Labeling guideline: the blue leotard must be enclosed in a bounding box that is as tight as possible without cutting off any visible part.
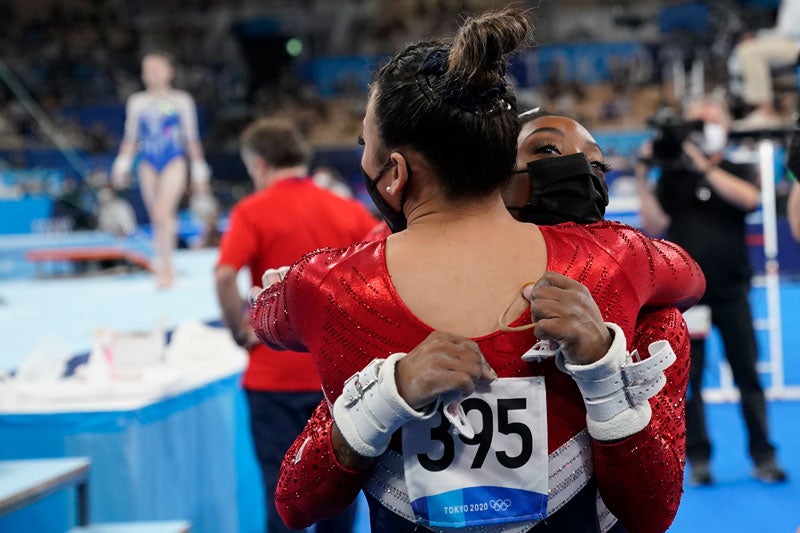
[123,90,200,173]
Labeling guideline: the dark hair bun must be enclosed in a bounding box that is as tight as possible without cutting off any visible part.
[447,6,531,88]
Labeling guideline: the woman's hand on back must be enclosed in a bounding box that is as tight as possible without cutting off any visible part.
[524,271,612,366]
[395,331,497,411]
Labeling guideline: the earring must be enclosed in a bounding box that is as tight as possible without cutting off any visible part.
[386,186,392,193]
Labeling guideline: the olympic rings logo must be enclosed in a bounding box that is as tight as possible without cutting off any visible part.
[489,499,512,512]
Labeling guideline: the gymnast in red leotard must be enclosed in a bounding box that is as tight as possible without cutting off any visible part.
[251,7,704,533]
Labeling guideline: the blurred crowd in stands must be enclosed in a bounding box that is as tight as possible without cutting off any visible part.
[0,0,792,213]
[0,1,135,150]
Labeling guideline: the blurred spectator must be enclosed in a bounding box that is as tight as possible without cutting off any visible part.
[784,128,800,241]
[51,176,96,231]
[312,166,352,198]
[96,184,136,237]
[189,187,221,248]
[788,178,800,242]
[732,0,800,128]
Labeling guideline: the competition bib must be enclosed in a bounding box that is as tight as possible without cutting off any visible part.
[402,377,548,528]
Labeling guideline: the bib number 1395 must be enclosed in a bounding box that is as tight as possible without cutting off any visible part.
[418,397,533,472]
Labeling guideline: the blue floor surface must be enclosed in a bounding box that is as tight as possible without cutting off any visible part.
[0,246,227,373]
[669,400,800,533]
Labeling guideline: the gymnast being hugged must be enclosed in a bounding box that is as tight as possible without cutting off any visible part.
[112,51,212,288]
[251,7,705,533]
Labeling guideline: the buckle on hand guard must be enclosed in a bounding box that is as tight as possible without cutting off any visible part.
[342,358,383,408]
[521,339,560,363]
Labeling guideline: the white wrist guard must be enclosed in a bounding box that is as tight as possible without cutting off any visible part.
[191,159,211,183]
[261,266,290,289]
[112,154,133,177]
[333,353,437,457]
[559,322,676,441]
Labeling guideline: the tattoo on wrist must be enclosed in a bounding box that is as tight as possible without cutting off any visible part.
[332,420,376,471]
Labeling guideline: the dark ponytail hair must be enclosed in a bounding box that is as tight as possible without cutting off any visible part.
[447,9,529,88]
[372,6,531,199]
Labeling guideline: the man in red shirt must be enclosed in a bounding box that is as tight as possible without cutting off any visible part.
[215,118,376,533]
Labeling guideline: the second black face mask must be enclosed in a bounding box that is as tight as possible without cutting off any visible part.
[511,153,609,226]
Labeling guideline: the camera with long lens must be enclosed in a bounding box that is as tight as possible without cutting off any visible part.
[645,109,704,169]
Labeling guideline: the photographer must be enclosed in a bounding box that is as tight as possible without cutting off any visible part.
[637,96,787,485]
[790,179,800,242]
[784,129,800,242]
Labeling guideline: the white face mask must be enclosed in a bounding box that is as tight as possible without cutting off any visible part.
[699,122,728,155]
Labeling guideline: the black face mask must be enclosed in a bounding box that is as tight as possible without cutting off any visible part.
[361,162,408,233]
[508,153,609,226]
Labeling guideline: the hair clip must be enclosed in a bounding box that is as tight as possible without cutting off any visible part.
[420,48,450,76]
[518,107,542,119]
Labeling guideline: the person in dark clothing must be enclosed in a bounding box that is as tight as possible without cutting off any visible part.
[52,177,97,231]
[637,96,788,485]
[783,129,800,242]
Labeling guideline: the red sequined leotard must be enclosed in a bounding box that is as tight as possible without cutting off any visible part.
[251,221,705,533]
